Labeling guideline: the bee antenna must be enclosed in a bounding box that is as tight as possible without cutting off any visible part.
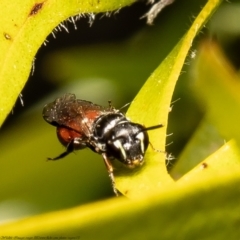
[143,124,164,132]
[135,124,164,136]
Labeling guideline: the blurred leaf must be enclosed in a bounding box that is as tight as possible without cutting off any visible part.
[0,104,112,216]
[171,115,224,179]
[177,139,240,185]
[1,154,240,239]
[193,40,240,143]
[0,0,136,127]
[171,32,240,179]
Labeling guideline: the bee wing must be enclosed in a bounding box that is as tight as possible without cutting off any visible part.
[43,93,107,137]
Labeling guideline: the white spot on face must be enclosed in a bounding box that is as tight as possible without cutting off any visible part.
[136,132,145,154]
[123,142,131,150]
[113,139,127,160]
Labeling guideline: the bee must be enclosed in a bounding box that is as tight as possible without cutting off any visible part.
[43,93,162,195]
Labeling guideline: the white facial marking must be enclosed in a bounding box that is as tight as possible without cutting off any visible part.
[136,132,145,154]
[123,142,131,150]
[113,140,127,160]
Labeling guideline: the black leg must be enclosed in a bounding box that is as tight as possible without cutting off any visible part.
[47,140,75,161]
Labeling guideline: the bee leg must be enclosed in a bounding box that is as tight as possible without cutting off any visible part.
[149,141,166,154]
[102,153,119,196]
[47,140,74,161]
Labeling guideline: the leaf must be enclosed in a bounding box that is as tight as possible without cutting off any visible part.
[114,0,224,198]
[171,115,225,179]
[177,139,240,186]
[171,31,240,180]
[0,0,136,127]
[1,147,240,239]
[0,0,228,238]
[192,40,240,143]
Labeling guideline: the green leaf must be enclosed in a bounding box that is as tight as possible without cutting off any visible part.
[1,145,240,239]
[177,139,240,186]
[192,40,240,143]
[114,0,224,198]
[0,0,228,238]
[171,31,240,180]
[0,0,136,127]
[171,115,225,179]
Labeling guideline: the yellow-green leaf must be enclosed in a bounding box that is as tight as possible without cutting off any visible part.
[115,0,224,198]
[0,0,136,127]
[193,40,240,143]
